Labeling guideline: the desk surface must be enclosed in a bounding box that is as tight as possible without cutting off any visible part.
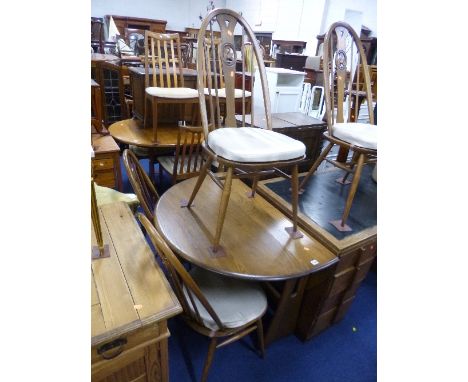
[108,118,180,147]
[92,202,181,346]
[91,53,120,62]
[257,167,377,252]
[236,111,325,130]
[155,177,336,281]
[129,66,198,77]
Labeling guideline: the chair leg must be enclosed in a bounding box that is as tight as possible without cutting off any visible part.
[248,175,258,198]
[144,95,149,129]
[149,151,156,184]
[339,150,359,184]
[299,141,334,191]
[184,155,213,207]
[285,164,303,239]
[256,318,265,359]
[340,153,366,227]
[213,166,233,249]
[152,98,158,143]
[201,337,217,382]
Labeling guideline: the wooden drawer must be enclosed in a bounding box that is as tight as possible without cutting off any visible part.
[329,267,355,296]
[92,158,115,172]
[336,241,377,273]
[92,323,161,365]
[333,296,355,323]
[93,170,115,185]
[92,323,167,381]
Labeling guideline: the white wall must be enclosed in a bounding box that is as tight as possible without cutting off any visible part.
[321,0,377,36]
[91,0,376,53]
[91,0,226,31]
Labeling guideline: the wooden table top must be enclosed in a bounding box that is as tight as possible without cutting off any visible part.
[91,53,120,62]
[92,202,182,346]
[92,133,120,155]
[257,173,377,254]
[108,118,180,148]
[155,177,337,281]
[128,66,198,77]
[236,111,325,130]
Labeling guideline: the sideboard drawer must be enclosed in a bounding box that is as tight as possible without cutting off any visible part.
[92,158,115,172]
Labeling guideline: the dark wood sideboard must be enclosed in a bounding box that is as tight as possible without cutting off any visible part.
[106,15,167,35]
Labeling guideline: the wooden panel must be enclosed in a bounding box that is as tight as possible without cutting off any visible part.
[100,202,181,324]
[91,218,139,339]
[333,296,355,323]
[93,158,115,172]
[92,323,161,364]
[329,268,355,296]
[93,171,115,186]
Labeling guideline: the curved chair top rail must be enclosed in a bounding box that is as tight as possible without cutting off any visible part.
[196,8,272,137]
[323,21,374,131]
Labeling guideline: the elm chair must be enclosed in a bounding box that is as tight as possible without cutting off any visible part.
[137,212,267,382]
[298,21,377,232]
[201,37,252,106]
[122,149,160,222]
[185,9,306,254]
[156,124,204,185]
[143,31,199,143]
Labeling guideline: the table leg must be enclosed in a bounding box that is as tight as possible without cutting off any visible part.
[264,277,308,346]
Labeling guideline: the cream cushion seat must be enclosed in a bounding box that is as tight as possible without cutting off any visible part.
[332,122,377,150]
[203,88,252,98]
[145,87,199,98]
[95,184,140,211]
[184,267,267,331]
[207,127,306,162]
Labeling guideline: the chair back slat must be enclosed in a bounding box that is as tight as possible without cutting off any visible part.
[144,32,185,89]
[122,149,159,221]
[173,126,204,180]
[323,21,374,132]
[197,9,271,137]
[137,213,225,330]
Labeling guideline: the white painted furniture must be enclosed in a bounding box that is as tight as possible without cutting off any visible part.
[254,67,305,113]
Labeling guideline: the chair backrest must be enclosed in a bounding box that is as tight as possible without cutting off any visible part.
[144,31,185,89]
[323,21,374,131]
[172,125,204,182]
[137,212,225,331]
[197,8,272,136]
[122,149,159,221]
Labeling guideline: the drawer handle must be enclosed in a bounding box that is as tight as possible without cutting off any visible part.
[97,338,127,360]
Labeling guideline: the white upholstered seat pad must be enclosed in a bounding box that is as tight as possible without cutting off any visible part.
[203,87,252,98]
[207,127,306,162]
[184,267,267,331]
[332,122,377,150]
[145,87,198,99]
[94,185,139,208]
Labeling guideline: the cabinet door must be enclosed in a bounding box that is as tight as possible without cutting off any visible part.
[273,88,302,113]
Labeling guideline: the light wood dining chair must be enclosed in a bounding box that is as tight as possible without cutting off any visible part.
[138,212,266,382]
[298,21,377,232]
[122,149,160,222]
[184,9,306,255]
[156,124,204,185]
[143,31,199,143]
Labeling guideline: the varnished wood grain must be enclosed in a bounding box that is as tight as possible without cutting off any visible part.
[100,202,178,325]
[155,177,336,281]
[108,118,179,147]
[91,202,182,345]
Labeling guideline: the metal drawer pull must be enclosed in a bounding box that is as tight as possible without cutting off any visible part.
[97,338,127,360]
